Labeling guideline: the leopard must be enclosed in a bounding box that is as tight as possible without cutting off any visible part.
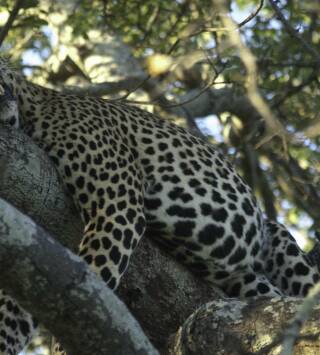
[0,57,319,355]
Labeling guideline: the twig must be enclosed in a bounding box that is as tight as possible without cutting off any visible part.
[114,74,152,101]
[122,80,229,107]
[0,0,24,47]
[268,0,320,66]
[180,105,207,139]
[125,49,228,107]
[238,0,264,28]
[159,80,224,108]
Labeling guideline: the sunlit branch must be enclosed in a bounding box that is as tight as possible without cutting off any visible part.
[0,0,24,47]
[213,0,287,149]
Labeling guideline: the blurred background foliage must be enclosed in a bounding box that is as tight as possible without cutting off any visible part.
[0,0,320,353]
[0,0,320,245]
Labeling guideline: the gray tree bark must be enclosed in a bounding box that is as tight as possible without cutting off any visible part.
[170,298,320,355]
[0,125,82,252]
[0,197,158,355]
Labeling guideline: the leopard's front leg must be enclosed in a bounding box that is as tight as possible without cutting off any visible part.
[52,160,146,355]
[0,290,37,355]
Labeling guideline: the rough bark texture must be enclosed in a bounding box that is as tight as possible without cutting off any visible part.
[170,298,320,355]
[0,197,158,355]
[0,125,82,252]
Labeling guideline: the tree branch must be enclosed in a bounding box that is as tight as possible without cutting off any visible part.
[0,197,159,355]
[171,297,320,355]
[237,0,264,28]
[0,125,82,252]
[63,74,149,97]
[214,0,286,147]
[0,0,24,47]
[281,283,320,355]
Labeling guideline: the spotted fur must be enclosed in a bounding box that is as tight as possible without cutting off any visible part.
[0,59,319,355]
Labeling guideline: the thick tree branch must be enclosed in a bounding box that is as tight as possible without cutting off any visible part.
[170,297,320,355]
[0,125,82,252]
[0,0,24,47]
[118,237,217,353]
[282,283,320,355]
[63,74,149,97]
[0,197,158,355]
